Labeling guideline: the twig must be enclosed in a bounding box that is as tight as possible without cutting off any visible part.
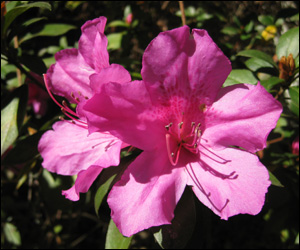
[179,1,186,26]
[13,36,22,86]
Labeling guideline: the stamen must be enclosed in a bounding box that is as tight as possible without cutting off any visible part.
[166,133,181,166]
[165,122,173,131]
[186,164,230,213]
[178,121,183,129]
[43,74,87,127]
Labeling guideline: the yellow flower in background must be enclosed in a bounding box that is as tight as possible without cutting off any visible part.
[262,25,277,41]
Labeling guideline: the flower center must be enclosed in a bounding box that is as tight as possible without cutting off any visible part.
[165,121,201,166]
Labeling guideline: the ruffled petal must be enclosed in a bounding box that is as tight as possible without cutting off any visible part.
[186,146,271,219]
[141,26,231,106]
[203,83,282,153]
[83,80,165,150]
[38,121,122,175]
[46,49,94,102]
[62,165,103,201]
[107,149,187,237]
[90,64,131,93]
[78,16,109,71]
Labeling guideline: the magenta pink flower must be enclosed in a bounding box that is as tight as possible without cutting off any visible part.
[38,16,131,201]
[83,26,282,236]
[26,72,49,116]
[292,136,299,155]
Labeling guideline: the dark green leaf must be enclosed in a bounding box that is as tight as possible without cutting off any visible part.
[105,219,132,249]
[3,222,21,246]
[3,2,51,36]
[268,171,284,187]
[276,27,299,59]
[19,24,77,44]
[2,132,43,165]
[260,77,284,91]
[244,20,254,33]
[19,54,47,75]
[223,69,258,87]
[221,26,239,36]
[289,86,299,117]
[107,20,129,28]
[94,173,117,217]
[258,15,274,25]
[107,32,126,50]
[1,85,28,156]
[237,49,277,68]
[245,58,274,71]
[152,187,196,249]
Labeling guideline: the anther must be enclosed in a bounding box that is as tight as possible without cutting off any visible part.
[178,122,183,129]
[165,122,173,131]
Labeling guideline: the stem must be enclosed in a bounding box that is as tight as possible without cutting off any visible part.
[179,1,186,26]
[13,36,22,86]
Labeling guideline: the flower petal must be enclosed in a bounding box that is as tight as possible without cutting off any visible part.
[46,49,94,102]
[186,146,271,219]
[38,121,122,175]
[62,165,103,201]
[90,64,131,93]
[141,26,231,105]
[83,80,165,150]
[107,149,187,237]
[78,16,109,70]
[203,83,282,153]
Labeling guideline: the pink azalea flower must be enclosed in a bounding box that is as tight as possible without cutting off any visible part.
[38,16,131,201]
[83,26,283,236]
[292,136,299,155]
[26,72,49,116]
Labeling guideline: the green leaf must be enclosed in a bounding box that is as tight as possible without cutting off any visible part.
[223,69,258,87]
[152,187,196,249]
[3,222,21,246]
[289,86,299,117]
[107,20,129,28]
[244,20,254,33]
[1,85,28,156]
[221,26,240,36]
[245,57,274,71]
[19,54,47,75]
[2,132,43,165]
[260,77,284,91]
[258,15,274,25]
[107,32,126,51]
[237,49,277,68]
[3,2,51,36]
[94,173,117,217]
[276,27,299,59]
[105,219,132,249]
[19,23,77,44]
[268,171,284,187]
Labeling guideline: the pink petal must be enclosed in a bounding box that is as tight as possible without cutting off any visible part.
[83,80,165,150]
[141,26,231,105]
[90,64,131,93]
[203,83,282,153]
[38,121,122,175]
[62,165,103,201]
[46,49,94,102]
[186,146,271,219]
[78,16,109,71]
[107,149,187,237]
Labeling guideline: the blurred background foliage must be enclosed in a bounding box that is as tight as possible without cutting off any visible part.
[1,1,299,249]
